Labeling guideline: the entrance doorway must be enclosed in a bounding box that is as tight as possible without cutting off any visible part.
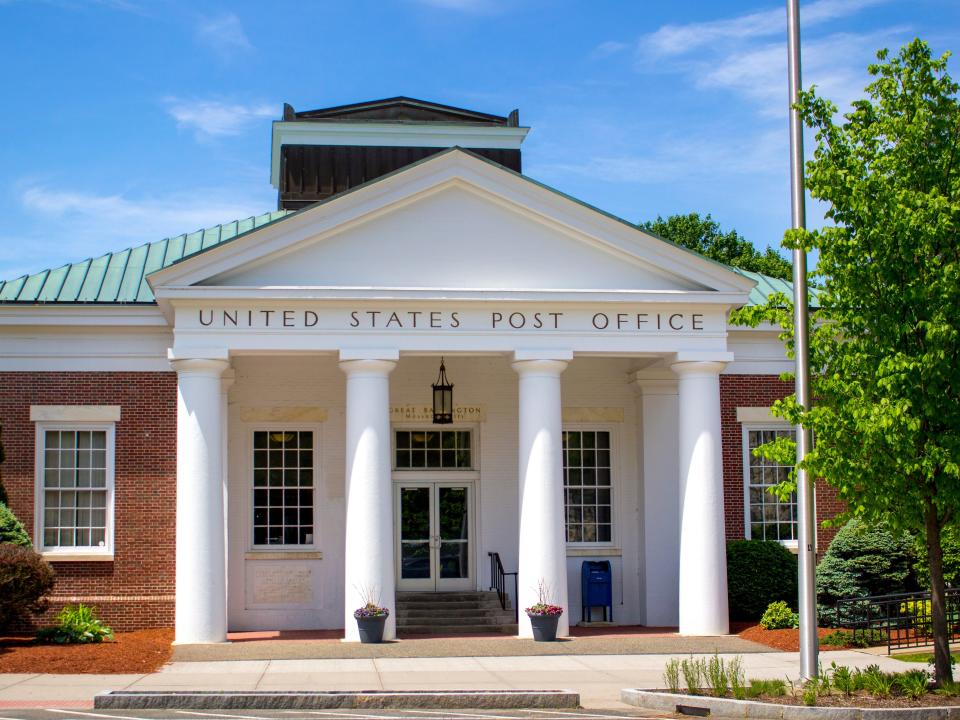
[395,482,473,591]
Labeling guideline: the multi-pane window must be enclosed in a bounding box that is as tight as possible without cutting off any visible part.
[395,430,472,470]
[39,428,111,550]
[745,427,797,543]
[563,430,612,543]
[252,430,314,546]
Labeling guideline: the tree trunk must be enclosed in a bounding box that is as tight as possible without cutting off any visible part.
[925,501,953,686]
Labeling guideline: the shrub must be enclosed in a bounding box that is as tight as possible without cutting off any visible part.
[726,540,797,620]
[817,518,917,622]
[0,502,30,547]
[896,669,930,700]
[760,600,798,630]
[821,628,886,647]
[36,604,113,644]
[705,654,728,697]
[663,658,681,692]
[0,544,55,630]
[681,656,705,695]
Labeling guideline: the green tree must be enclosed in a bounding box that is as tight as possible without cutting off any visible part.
[640,213,793,279]
[734,39,960,684]
[0,424,7,506]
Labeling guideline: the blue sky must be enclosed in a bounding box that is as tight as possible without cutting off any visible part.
[1,0,957,280]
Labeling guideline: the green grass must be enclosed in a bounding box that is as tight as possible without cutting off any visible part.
[894,652,960,664]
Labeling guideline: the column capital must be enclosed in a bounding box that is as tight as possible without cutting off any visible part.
[670,359,729,377]
[169,357,230,376]
[339,358,397,377]
[631,373,678,396]
[511,358,569,377]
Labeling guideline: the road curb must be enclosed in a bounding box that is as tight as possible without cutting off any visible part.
[95,689,580,710]
[621,689,960,719]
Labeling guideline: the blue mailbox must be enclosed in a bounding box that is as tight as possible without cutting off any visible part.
[580,560,613,622]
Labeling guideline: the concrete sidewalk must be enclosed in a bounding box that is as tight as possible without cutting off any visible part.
[0,651,923,711]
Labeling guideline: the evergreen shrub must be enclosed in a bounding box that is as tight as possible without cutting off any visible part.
[816,518,917,623]
[0,543,55,630]
[0,502,31,546]
[726,540,797,620]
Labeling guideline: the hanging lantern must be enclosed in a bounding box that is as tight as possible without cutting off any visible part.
[432,358,453,425]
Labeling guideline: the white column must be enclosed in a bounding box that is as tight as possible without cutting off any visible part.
[340,352,397,641]
[635,378,680,627]
[672,359,729,635]
[513,353,571,638]
[171,356,229,644]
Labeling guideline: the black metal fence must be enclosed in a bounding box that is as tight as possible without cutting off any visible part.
[835,588,960,652]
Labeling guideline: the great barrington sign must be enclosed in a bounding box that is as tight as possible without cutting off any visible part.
[188,307,712,333]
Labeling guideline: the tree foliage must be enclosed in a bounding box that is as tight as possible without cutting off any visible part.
[733,39,960,683]
[640,212,793,279]
[0,544,55,630]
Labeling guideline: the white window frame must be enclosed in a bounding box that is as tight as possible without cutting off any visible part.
[391,424,480,478]
[34,421,116,560]
[742,422,798,549]
[562,424,617,548]
[248,424,321,551]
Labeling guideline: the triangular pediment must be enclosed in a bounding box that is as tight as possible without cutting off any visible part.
[148,150,755,300]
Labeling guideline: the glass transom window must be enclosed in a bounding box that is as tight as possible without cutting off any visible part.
[563,430,612,543]
[745,428,797,543]
[252,430,314,546]
[41,429,109,549]
[395,430,472,470]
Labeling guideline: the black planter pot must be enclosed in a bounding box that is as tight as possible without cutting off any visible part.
[356,615,387,643]
[528,613,561,641]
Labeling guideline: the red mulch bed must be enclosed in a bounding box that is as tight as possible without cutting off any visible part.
[736,622,852,651]
[0,628,173,674]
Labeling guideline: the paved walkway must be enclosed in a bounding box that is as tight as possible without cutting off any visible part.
[175,630,769,661]
[0,651,921,711]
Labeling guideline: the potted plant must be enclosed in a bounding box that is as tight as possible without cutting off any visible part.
[353,601,389,643]
[526,583,563,642]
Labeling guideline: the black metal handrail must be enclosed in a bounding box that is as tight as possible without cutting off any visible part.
[835,588,960,652]
[488,551,518,622]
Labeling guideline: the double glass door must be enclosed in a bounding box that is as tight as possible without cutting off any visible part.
[396,482,472,591]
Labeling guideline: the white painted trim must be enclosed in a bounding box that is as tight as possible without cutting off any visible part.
[34,422,116,557]
[566,547,622,557]
[156,285,751,304]
[270,121,529,187]
[41,552,115,562]
[244,551,323,560]
[31,406,121,422]
[0,305,168,327]
[149,151,756,297]
[736,406,790,424]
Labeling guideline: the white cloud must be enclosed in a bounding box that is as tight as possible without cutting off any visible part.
[639,0,889,58]
[164,98,276,139]
[195,12,252,59]
[591,40,629,59]
[533,129,785,185]
[1,183,275,279]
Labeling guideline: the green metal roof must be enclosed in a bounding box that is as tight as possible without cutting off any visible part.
[729,268,819,308]
[0,210,293,304]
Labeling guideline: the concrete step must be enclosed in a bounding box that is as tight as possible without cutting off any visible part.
[398,623,519,635]
[396,600,504,612]
[396,592,502,603]
[397,607,514,619]
[396,615,511,627]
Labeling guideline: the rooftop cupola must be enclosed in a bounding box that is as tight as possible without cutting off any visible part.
[270,96,529,210]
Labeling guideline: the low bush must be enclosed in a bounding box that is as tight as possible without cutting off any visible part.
[726,540,797,620]
[663,658,681,693]
[759,600,798,630]
[821,628,886,647]
[0,543,55,630]
[0,502,31,546]
[36,604,113,644]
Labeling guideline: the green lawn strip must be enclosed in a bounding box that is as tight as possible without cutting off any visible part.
[894,652,960,664]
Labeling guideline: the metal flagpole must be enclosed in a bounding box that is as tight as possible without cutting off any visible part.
[786,0,818,680]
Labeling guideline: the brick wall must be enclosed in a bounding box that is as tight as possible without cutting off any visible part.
[720,374,842,554]
[0,372,177,630]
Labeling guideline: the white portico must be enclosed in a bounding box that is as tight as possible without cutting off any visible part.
[148,149,754,643]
